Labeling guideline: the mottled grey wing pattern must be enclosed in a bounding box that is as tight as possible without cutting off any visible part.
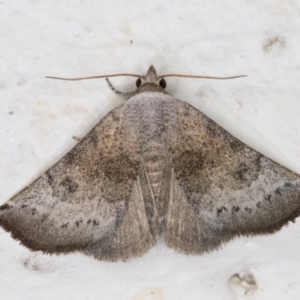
[0,104,155,261]
[2,65,300,261]
[165,100,300,254]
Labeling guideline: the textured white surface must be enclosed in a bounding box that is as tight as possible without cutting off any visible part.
[1,1,300,299]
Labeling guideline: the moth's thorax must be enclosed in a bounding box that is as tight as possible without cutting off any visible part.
[125,90,176,200]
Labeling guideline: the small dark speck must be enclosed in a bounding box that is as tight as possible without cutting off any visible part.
[245,207,252,214]
[0,204,11,211]
[72,136,81,142]
[275,188,282,196]
[75,220,82,227]
[9,111,14,115]
[130,40,133,44]
[40,215,47,224]
[217,207,228,217]
[87,219,91,224]
[232,206,240,213]
[263,36,285,53]
[93,220,99,226]
[264,195,271,202]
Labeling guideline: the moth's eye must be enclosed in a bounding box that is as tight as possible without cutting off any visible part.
[159,78,167,89]
[136,78,142,87]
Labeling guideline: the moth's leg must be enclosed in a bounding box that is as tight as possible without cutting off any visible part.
[105,78,135,99]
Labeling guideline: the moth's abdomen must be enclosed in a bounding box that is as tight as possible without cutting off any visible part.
[141,125,167,199]
[143,151,166,198]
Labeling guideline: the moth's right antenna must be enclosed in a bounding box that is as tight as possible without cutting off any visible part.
[158,74,247,80]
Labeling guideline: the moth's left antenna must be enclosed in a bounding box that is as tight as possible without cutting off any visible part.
[45,73,141,81]
[45,73,141,99]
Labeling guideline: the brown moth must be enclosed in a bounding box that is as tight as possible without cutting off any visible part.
[1,66,300,261]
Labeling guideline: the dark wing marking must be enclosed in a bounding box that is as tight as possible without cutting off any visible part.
[165,100,300,254]
[0,104,155,261]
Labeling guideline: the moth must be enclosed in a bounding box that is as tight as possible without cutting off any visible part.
[1,66,300,261]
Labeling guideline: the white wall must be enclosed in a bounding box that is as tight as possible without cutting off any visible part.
[1,1,300,299]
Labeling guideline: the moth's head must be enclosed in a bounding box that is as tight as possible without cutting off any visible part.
[135,65,167,89]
